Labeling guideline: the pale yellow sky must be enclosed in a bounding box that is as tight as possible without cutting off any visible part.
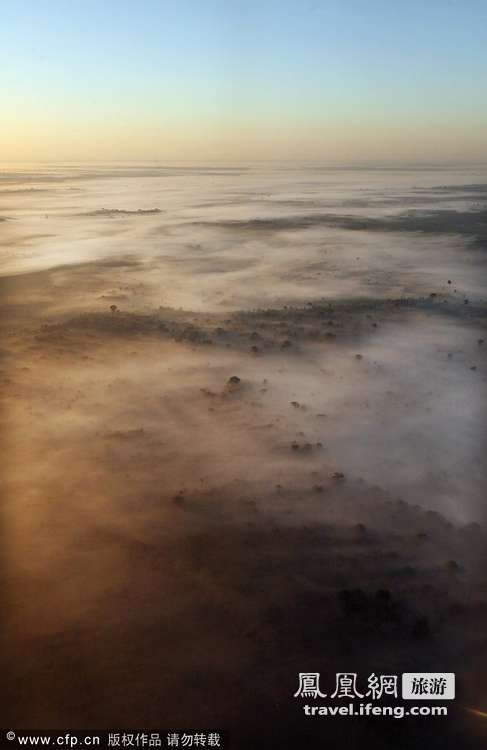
[2,110,487,163]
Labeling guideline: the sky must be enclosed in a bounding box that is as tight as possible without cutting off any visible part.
[1,0,487,162]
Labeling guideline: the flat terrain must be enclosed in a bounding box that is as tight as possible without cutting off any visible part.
[1,164,487,747]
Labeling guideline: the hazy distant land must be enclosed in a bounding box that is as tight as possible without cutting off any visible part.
[1,163,487,748]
